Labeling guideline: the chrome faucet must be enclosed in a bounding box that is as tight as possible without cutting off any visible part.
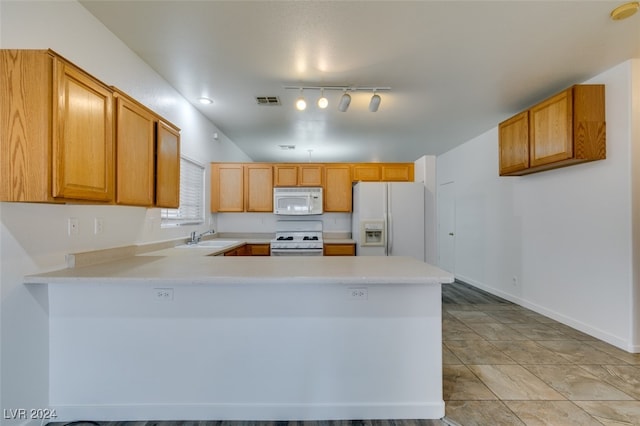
[187,229,215,245]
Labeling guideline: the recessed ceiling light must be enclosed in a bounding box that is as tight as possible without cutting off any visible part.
[198,97,213,105]
[610,2,639,20]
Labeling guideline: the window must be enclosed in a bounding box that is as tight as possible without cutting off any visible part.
[161,156,205,227]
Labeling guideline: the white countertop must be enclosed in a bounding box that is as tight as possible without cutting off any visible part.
[25,250,453,286]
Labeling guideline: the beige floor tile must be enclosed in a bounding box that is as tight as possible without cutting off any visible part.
[536,340,629,364]
[490,340,573,365]
[575,401,640,425]
[577,364,640,399]
[465,322,530,341]
[443,365,497,400]
[447,310,496,323]
[505,401,602,425]
[583,340,640,365]
[485,310,538,324]
[445,401,524,425]
[545,322,599,341]
[524,364,635,400]
[442,319,483,341]
[506,323,571,340]
[443,345,463,365]
[444,340,517,364]
[467,364,566,400]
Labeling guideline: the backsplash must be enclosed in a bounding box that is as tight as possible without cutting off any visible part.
[214,212,352,234]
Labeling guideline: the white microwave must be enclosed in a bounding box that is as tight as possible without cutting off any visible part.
[273,187,323,215]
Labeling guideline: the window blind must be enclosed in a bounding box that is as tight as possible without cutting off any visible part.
[161,157,205,226]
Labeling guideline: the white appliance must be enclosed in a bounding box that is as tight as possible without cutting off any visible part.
[352,182,425,261]
[273,187,323,215]
[270,220,324,256]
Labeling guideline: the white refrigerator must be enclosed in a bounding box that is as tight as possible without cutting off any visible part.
[352,182,425,261]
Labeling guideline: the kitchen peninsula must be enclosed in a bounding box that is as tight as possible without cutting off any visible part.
[25,250,453,421]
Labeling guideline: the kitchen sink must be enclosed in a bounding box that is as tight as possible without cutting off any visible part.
[176,240,239,249]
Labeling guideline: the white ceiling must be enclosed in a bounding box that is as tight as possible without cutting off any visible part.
[80,1,640,163]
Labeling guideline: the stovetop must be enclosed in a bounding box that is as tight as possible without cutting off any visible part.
[271,220,324,249]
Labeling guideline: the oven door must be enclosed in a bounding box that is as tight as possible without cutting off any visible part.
[270,247,324,256]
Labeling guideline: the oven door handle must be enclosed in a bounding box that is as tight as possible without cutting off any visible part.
[270,248,324,256]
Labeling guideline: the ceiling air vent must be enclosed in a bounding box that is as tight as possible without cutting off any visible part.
[279,145,295,150]
[256,96,281,106]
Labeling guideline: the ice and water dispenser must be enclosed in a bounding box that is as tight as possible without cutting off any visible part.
[360,220,385,246]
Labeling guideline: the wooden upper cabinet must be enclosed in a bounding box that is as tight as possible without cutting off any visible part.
[155,121,180,208]
[273,164,298,186]
[382,163,414,181]
[211,163,244,212]
[244,163,273,212]
[351,164,382,182]
[1,50,116,202]
[351,163,414,182]
[114,91,155,206]
[530,89,573,167]
[499,85,605,176]
[53,57,114,202]
[499,111,529,175]
[211,163,273,212]
[113,90,181,208]
[298,164,323,186]
[1,50,55,201]
[273,163,323,186]
[324,164,352,212]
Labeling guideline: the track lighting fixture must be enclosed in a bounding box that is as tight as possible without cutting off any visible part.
[338,92,351,112]
[369,92,381,112]
[295,89,306,111]
[317,89,328,109]
[284,85,390,112]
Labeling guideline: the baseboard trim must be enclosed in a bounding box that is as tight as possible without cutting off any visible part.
[454,274,635,353]
[50,401,445,422]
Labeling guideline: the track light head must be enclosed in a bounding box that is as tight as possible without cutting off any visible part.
[317,89,328,109]
[338,92,351,112]
[369,93,381,112]
[295,89,306,111]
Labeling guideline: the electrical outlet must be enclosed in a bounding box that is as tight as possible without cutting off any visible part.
[94,217,104,234]
[348,287,368,300]
[153,288,174,301]
[68,217,79,236]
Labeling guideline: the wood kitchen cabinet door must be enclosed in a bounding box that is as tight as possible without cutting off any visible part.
[499,111,529,175]
[381,163,414,181]
[351,164,382,181]
[114,92,155,206]
[530,89,573,168]
[273,164,298,186]
[323,243,356,256]
[211,163,244,212]
[155,121,180,208]
[52,56,114,201]
[324,164,352,212]
[244,163,273,212]
[298,164,324,186]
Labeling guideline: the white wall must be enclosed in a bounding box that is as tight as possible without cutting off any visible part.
[414,155,437,264]
[437,60,639,352]
[631,59,640,349]
[0,1,250,423]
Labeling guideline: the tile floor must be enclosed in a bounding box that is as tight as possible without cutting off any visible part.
[47,281,640,426]
[442,281,640,425]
